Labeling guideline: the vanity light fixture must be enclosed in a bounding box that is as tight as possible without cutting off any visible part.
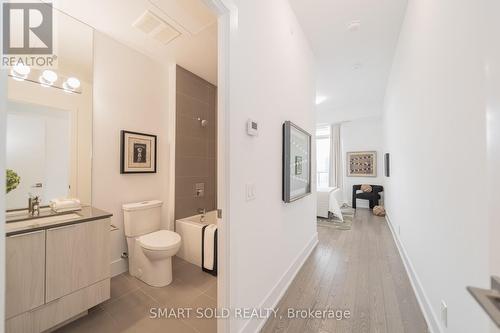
[63,77,81,92]
[11,64,31,81]
[39,70,58,87]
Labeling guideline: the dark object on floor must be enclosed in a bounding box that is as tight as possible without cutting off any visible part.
[352,184,384,209]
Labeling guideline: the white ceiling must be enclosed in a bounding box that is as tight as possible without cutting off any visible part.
[51,0,217,85]
[289,0,408,123]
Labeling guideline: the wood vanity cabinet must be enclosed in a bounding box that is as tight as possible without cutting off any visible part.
[46,218,110,302]
[5,218,111,333]
[6,230,46,319]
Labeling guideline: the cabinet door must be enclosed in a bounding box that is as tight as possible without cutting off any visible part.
[46,218,110,302]
[6,230,46,319]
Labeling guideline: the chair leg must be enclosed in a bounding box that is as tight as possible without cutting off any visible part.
[352,198,356,209]
[369,200,375,209]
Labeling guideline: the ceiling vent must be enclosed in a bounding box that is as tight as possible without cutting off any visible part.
[149,0,216,35]
[132,10,181,45]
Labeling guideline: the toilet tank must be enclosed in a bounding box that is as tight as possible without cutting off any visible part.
[122,200,162,237]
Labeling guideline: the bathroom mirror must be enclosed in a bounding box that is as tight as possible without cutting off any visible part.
[6,9,93,210]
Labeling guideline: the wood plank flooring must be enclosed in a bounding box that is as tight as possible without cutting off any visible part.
[261,209,428,333]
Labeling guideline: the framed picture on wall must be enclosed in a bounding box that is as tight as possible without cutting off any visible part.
[120,130,157,174]
[347,151,377,177]
[283,121,312,203]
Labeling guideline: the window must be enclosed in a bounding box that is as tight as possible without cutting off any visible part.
[316,125,331,188]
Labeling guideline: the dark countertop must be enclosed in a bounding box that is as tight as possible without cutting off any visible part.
[5,206,113,236]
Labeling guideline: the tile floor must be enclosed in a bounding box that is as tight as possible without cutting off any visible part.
[56,257,217,333]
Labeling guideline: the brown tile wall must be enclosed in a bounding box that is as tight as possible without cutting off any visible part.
[175,66,217,220]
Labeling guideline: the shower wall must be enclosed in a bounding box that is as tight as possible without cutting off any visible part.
[175,66,217,220]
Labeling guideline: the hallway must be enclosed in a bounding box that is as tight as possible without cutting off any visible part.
[262,209,428,333]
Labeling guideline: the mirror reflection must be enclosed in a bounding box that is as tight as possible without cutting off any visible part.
[6,9,93,210]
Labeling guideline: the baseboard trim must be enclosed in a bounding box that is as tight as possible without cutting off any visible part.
[239,232,319,333]
[110,258,128,277]
[385,213,441,333]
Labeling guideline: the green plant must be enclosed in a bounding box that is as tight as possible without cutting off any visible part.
[6,169,20,194]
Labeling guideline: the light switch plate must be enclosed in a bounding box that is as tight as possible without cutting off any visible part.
[441,300,448,328]
[247,119,258,136]
[246,183,256,201]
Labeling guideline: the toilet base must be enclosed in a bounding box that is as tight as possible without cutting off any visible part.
[136,257,173,287]
[132,243,174,287]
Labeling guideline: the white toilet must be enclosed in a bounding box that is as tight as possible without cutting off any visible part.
[122,200,181,287]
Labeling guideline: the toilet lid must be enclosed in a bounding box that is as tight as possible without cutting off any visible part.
[138,230,181,251]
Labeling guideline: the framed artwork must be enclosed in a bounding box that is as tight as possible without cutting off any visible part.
[120,130,157,174]
[283,121,311,203]
[384,153,390,177]
[347,151,377,177]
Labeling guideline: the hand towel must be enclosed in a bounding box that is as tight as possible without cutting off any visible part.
[50,198,82,212]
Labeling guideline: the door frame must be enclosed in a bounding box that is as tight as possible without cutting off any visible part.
[202,1,236,332]
[167,1,236,332]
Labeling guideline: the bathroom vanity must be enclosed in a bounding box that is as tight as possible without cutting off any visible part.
[5,207,112,333]
[4,6,110,332]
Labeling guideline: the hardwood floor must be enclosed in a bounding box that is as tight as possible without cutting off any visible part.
[261,208,428,333]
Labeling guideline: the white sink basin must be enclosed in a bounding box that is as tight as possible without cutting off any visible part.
[6,207,52,219]
[6,213,81,234]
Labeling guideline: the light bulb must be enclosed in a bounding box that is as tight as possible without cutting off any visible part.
[63,77,80,90]
[11,64,30,81]
[39,70,58,86]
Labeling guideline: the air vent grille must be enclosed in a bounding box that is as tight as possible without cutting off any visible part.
[132,10,181,45]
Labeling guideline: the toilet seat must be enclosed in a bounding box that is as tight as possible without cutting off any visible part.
[138,230,181,251]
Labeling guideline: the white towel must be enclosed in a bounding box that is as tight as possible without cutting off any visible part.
[50,198,82,212]
[203,224,217,271]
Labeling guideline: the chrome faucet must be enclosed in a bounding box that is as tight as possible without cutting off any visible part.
[28,194,41,216]
[198,208,207,222]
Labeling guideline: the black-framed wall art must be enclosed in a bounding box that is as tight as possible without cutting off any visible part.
[120,130,157,174]
[282,121,312,203]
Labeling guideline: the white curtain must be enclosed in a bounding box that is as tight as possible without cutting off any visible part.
[330,124,343,190]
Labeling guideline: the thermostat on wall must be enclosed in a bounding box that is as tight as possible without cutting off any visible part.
[247,119,258,136]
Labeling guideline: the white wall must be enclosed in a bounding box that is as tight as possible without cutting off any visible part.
[93,32,170,276]
[340,117,384,207]
[383,1,491,332]
[485,1,500,332]
[226,1,317,332]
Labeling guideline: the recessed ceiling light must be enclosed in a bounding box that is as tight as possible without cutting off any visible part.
[39,70,58,86]
[316,95,327,105]
[63,77,81,91]
[347,20,361,32]
[11,64,30,81]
